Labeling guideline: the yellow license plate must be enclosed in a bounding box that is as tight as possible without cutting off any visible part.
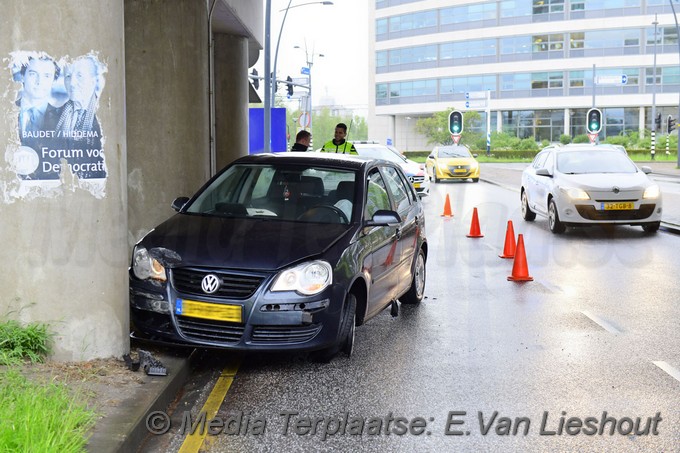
[175,299,242,322]
[601,202,634,210]
[413,183,421,188]
[454,168,466,173]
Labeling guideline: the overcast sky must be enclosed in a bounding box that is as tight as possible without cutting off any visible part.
[259,0,369,113]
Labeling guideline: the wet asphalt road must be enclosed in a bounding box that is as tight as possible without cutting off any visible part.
[144,172,680,453]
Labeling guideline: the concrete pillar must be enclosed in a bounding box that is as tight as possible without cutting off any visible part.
[125,0,210,245]
[1,1,128,360]
[214,34,249,170]
[564,108,570,138]
[639,106,646,138]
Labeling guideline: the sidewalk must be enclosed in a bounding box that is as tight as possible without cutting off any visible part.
[86,347,193,452]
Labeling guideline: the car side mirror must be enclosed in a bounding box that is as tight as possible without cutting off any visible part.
[472,153,478,158]
[364,209,401,227]
[535,168,552,177]
[171,197,190,212]
[640,166,652,174]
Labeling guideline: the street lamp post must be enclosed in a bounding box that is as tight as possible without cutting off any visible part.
[295,44,324,143]
[671,0,680,166]
[265,1,333,153]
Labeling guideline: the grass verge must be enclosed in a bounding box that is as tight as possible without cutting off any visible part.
[1,318,97,452]
[0,370,97,452]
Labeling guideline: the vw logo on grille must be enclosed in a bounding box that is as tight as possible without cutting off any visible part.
[612,186,620,194]
[201,274,221,294]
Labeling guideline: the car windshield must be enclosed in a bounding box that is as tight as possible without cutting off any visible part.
[356,146,403,163]
[438,146,471,158]
[185,164,356,224]
[556,150,638,174]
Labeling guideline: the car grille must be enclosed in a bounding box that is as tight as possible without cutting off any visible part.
[176,317,245,343]
[447,165,471,176]
[408,175,426,185]
[575,204,656,221]
[251,324,322,344]
[172,268,265,299]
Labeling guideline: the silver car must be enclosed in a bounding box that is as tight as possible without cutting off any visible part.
[521,145,662,234]
[353,142,430,197]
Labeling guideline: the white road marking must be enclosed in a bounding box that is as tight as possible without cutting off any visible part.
[652,361,680,382]
[581,310,621,334]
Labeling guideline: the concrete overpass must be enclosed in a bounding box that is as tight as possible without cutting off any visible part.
[0,0,263,360]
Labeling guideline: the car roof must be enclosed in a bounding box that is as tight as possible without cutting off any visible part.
[543,145,626,155]
[233,152,371,170]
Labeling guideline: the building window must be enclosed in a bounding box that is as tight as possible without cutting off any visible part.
[500,1,532,18]
[532,72,564,89]
[441,2,496,25]
[501,36,532,55]
[441,39,496,60]
[533,34,564,52]
[376,51,387,68]
[533,0,564,15]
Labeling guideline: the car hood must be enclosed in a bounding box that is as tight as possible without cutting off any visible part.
[400,159,425,176]
[433,157,477,166]
[140,214,351,271]
[557,171,651,190]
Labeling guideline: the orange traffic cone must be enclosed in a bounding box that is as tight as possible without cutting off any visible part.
[441,194,453,217]
[466,207,484,238]
[499,220,516,259]
[507,234,533,281]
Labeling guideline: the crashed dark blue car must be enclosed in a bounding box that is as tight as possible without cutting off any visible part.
[129,152,427,361]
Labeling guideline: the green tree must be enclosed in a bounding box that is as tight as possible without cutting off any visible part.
[415,109,482,146]
[286,107,367,149]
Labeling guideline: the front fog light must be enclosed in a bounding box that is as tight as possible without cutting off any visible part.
[271,260,332,295]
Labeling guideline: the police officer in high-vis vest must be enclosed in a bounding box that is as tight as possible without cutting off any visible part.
[320,122,358,155]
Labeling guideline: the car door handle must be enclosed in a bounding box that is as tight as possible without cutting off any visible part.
[395,228,402,239]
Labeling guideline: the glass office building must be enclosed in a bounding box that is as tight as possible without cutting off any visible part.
[368,0,680,150]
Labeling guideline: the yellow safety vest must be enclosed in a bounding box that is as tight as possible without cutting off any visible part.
[320,139,357,155]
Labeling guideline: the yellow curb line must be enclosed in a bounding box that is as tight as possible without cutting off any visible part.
[178,360,241,453]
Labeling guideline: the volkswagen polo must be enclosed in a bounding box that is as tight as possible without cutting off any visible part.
[129,153,427,361]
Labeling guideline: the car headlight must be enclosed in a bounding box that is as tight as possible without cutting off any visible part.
[132,246,167,281]
[643,185,660,199]
[270,260,332,295]
[562,187,590,200]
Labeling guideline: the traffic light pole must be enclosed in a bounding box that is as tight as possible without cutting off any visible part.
[651,15,658,160]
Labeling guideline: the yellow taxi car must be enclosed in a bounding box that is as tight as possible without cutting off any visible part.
[425,145,480,183]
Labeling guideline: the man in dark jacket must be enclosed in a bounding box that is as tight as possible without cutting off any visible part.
[291,130,311,151]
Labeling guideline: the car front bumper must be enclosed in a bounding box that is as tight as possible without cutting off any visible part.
[129,273,347,352]
[555,195,662,226]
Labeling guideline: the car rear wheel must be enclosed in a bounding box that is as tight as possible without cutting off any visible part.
[521,190,536,221]
[400,249,426,305]
[548,199,566,234]
[472,178,479,183]
[642,222,660,233]
[310,294,357,362]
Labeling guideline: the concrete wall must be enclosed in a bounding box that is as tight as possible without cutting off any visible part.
[214,34,250,170]
[125,0,210,246]
[1,0,261,361]
[1,1,128,360]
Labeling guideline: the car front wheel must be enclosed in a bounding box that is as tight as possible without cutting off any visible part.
[400,248,426,305]
[548,199,566,234]
[310,294,357,362]
[521,190,536,221]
